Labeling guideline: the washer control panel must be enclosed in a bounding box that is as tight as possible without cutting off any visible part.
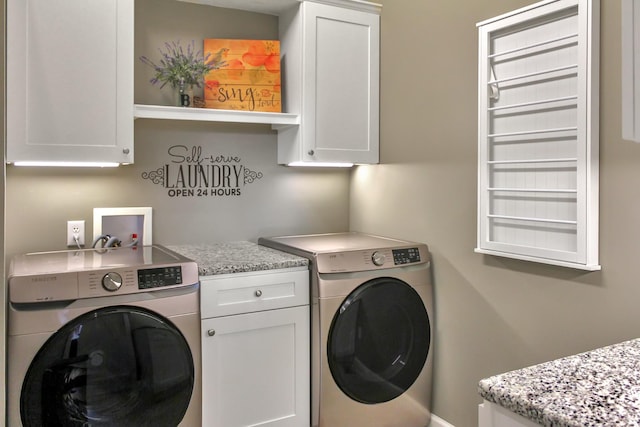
[99,267,184,292]
[137,266,183,290]
[85,265,186,296]
[8,246,199,303]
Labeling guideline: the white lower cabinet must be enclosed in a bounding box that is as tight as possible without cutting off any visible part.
[200,268,310,427]
[478,401,540,427]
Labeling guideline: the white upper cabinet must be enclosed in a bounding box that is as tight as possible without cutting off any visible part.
[277,1,381,165]
[7,0,134,165]
[622,0,640,143]
[475,0,600,270]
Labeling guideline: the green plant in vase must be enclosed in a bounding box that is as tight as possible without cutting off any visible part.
[140,40,227,107]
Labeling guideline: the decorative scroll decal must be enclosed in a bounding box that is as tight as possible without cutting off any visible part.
[141,145,263,197]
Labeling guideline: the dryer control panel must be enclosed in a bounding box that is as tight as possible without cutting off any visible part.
[392,247,422,265]
[259,232,431,274]
[315,244,429,274]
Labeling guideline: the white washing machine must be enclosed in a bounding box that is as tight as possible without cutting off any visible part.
[6,245,202,427]
[259,232,434,427]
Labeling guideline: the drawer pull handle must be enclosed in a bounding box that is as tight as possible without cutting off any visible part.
[207,329,216,337]
[255,289,263,297]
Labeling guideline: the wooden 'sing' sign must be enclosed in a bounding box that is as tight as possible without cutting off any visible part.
[203,39,281,112]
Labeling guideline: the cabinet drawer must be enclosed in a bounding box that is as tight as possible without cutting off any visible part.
[200,268,309,318]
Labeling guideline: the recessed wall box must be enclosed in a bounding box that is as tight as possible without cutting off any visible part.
[93,207,153,247]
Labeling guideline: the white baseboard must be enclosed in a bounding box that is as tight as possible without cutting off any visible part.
[430,414,456,427]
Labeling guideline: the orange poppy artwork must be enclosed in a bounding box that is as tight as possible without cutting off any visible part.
[203,39,281,112]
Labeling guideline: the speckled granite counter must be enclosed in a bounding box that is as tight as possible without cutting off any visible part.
[166,241,308,276]
[479,338,640,426]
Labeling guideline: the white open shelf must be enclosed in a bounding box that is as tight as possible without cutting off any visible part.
[176,0,381,15]
[133,104,300,128]
[177,0,300,15]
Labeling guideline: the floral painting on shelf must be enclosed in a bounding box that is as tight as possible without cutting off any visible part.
[203,39,281,112]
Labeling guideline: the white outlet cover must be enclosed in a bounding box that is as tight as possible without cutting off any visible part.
[93,207,153,245]
[67,220,85,247]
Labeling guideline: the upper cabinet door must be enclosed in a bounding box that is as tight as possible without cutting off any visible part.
[622,0,640,143]
[278,0,380,165]
[302,2,380,164]
[7,0,134,165]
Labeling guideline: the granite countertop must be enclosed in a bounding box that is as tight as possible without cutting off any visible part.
[478,338,640,426]
[167,241,309,276]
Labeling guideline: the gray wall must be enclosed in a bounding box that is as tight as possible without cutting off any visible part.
[351,0,637,426]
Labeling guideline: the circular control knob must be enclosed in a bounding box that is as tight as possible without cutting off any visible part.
[371,251,386,266]
[102,272,123,292]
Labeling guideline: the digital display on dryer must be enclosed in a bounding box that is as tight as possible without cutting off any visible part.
[138,266,183,289]
[392,248,421,265]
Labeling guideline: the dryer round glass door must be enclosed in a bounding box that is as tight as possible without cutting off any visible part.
[20,306,194,427]
[327,277,431,404]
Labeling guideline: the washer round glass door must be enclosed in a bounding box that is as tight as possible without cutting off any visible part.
[20,306,194,427]
[327,277,431,404]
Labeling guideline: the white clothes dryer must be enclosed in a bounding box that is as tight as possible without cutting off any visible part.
[259,232,434,427]
[6,245,201,427]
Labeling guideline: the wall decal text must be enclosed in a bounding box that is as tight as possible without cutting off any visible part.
[141,145,264,197]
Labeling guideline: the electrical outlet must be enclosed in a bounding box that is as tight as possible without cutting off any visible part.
[67,220,85,247]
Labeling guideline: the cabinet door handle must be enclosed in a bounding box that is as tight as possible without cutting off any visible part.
[207,329,216,337]
[308,150,315,156]
[255,289,263,297]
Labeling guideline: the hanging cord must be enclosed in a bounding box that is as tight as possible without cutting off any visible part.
[72,235,82,250]
[92,235,122,248]
[92,234,139,248]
